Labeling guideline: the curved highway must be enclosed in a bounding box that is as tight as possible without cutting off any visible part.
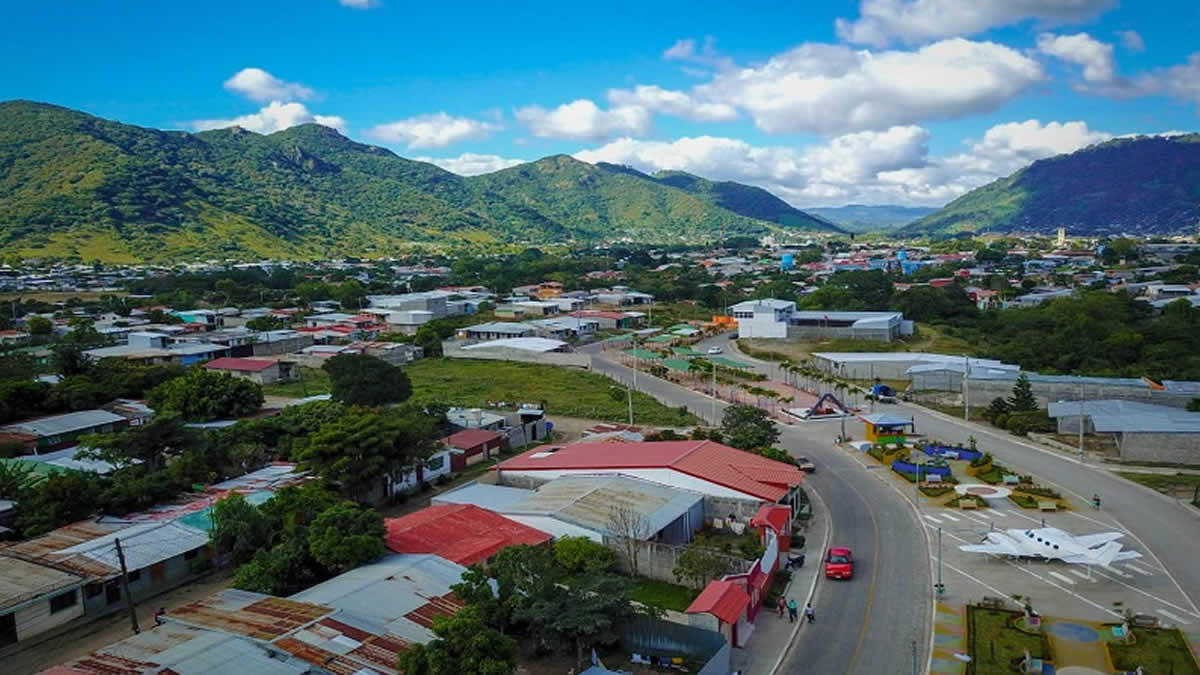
[585,342,932,674]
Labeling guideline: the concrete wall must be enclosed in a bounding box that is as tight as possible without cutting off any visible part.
[787,325,895,342]
[962,378,1197,411]
[442,342,590,368]
[813,355,927,381]
[1117,432,1200,464]
[252,335,314,356]
[10,586,83,644]
[81,548,211,619]
[603,536,754,584]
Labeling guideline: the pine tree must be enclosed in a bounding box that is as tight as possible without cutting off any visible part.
[1008,374,1038,413]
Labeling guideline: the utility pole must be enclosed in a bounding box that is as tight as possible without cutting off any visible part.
[114,538,139,634]
[711,361,718,424]
[911,639,918,675]
[936,527,945,596]
[963,354,970,421]
[1078,379,1085,463]
[627,383,633,426]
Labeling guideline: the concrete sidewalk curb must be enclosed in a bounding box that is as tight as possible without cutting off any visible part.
[766,478,832,675]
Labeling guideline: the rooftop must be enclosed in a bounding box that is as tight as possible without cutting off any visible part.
[202,357,276,373]
[0,556,83,611]
[685,580,750,625]
[859,413,916,427]
[431,482,533,512]
[53,521,210,579]
[498,440,805,502]
[384,504,552,566]
[502,475,703,539]
[443,428,502,449]
[56,624,315,675]
[1,409,126,438]
[463,321,532,334]
[462,337,568,353]
[170,589,330,641]
[1047,399,1200,433]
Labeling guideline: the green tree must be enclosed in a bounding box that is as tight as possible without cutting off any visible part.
[147,368,264,421]
[26,315,52,336]
[307,501,386,573]
[553,536,615,574]
[16,471,101,536]
[322,353,412,407]
[0,460,37,498]
[210,492,273,566]
[233,538,325,596]
[547,572,650,671]
[332,280,367,310]
[673,536,733,589]
[720,403,780,450]
[0,352,37,382]
[754,446,798,466]
[413,324,444,357]
[395,606,518,675]
[81,414,196,472]
[51,343,92,377]
[245,316,286,331]
[983,396,1011,423]
[1008,373,1038,413]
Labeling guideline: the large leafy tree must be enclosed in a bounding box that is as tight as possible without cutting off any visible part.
[147,368,264,421]
[307,501,386,573]
[322,353,412,407]
[210,492,274,566]
[81,414,196,472]
[720,403,780,451]
[16,470,102,536]
[395,606,518,675]
[295,405,439,500]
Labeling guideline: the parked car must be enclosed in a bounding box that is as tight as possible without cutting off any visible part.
[707,346,723,355]
[824,547,854,579]
[796,457,816,473]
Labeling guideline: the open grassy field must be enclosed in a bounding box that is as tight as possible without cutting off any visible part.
[265,360,702,426]
[739,322,978,364]
[967,607,1048,674]
[631,578,700,613]
[1117,471,1200,504]
[1107,627,1200,675]
[0,291,129,303]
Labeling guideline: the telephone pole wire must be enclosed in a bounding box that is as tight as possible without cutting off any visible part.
[114,538,140,634]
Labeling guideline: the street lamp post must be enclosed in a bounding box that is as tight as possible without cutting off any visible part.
[711,361,718,425]
[936,527,945,596]
[1078,379,1085,463]
[963,354,970,421]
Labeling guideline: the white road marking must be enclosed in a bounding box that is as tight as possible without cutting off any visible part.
[1158,609,1192,625]
[924,514,942,524]
[939,513,961,522]
[1048,571,1076,585]
[1068,569,1096,582]
[1125,562,1153,576]
[1088,568,1200,619]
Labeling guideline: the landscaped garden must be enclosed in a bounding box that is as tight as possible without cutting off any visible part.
[1106,626,1200,675]
[966,606,1050,675]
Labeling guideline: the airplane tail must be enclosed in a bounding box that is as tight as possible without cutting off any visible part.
[1094,541,1125,568]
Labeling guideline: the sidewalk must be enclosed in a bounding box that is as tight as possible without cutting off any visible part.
[729,485,830,675]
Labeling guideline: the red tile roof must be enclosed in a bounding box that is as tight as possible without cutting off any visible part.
[442,429,502,450]
[202,357,275,373]
[685,580,750,625]
[384,504,551,566]
[498,440,804,501]
[751,505,791,535]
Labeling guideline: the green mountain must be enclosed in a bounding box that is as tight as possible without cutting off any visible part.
[647,169,843,232]
[803,204,936,233]
[899,134,1200,237]
[0,101,835,262]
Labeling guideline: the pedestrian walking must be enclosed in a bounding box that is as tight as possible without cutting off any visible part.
[805,603,815,624]
[153,607,166,626]
[776,596,786,618]
[786,598,798,623]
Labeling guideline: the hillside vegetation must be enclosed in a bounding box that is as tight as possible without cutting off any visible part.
[900,134,1200,237]
[0,101,834,262]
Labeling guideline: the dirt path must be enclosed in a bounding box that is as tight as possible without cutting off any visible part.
[8,570,236,675]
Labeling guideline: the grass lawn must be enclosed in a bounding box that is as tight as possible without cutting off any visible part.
[1107,627,1200,675]
[631,578,699,613]
[738,322,978,365]
[267,361,701,426]
[1117,471,1200,494]
[967,607,1047,674]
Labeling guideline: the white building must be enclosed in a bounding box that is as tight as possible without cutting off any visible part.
[730,299,797,339]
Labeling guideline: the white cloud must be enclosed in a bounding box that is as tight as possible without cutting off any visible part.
[606,85,737,122]
[415,153,527,176]
[573,120,1117,207]
[836,0,1116,47]
[661,36,732,70]
[514,99,652,141]
[1037,32,1114,82]
[694,38,1044,134]
[1117,30,1144,52]
[1161,54,1200,108]
[338,0,380,8]
[223,68,314,103]
[191,102,347,135]
[366,113,500,149]
[663,39,698,61]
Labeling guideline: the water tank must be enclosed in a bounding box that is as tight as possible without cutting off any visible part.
[780,253,795,271]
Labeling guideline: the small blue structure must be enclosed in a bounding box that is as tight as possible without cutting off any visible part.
[923,444,983,462]
[780,253,795,271]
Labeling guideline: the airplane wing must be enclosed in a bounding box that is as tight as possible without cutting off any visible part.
[1061,541,1142,566]
[960,533,1023,557]
[1074,532,1125,549]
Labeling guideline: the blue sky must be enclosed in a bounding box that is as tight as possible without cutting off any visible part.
[2,0,1199,207]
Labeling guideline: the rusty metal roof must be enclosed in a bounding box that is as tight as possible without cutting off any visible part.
[274,613,412,675]
[0,556,83,610]
[170,589,331,641]
[0,518,129,579]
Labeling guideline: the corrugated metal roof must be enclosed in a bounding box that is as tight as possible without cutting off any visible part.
[503,476,703,539]
[383,505,552,566]
[0,556,83,610]
[685,580,750,625]
[289,553,466,645]
[55,521,209,575]
[17,445,123,474]
[431,482,532,511]
[2,409,126,437]
[168,589,331,641]
[61,625,315,675]
[462,337,566,352]
[1,518,131,579]
[1048,399,1200,433]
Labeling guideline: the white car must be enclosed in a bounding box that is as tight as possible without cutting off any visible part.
[707,346,723,355]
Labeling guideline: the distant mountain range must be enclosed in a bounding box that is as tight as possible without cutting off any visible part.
[0,101,839,262]
[803,204,937,232]
[901,134,1200,237]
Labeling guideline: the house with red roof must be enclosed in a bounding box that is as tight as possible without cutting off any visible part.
[442,428,507,471]
[496,440,805,505]
[685,580,751,647]
[384,504,552,567]
[201,357,286,385]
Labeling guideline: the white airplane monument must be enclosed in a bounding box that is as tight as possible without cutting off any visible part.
[960,527,1141,571]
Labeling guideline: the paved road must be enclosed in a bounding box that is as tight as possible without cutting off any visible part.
[711,335,1200,614]
[587,345,932,674]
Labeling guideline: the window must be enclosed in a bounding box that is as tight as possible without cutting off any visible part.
[84,583,103,599]
[49,590,78,614]
[184,548,199,560]
[425,455,445,472]
[127,569,141,583]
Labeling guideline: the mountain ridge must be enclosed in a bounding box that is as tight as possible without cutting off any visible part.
[0,100,838,262]
[804,204,937,232]
[899,134,1200,237]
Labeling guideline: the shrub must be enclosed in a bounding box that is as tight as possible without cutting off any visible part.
[1008,494,1038,509]
[1018,486,1062,499]
[738,536,766,561]
[920,486,955,497]
[971,452,994,468]
[420,481,433,493]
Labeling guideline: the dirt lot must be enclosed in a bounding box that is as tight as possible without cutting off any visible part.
[8,570,236,675]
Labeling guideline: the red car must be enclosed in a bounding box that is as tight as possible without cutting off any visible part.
[825,547,854,580]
